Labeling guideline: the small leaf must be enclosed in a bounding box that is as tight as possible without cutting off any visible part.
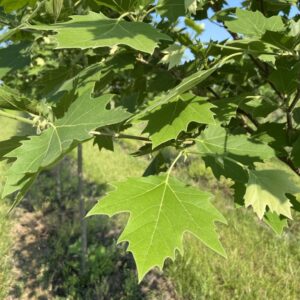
[160,44,186,69]
[263,211,288,235]
[25,12,171,54]
[88,175,226,281]
[143,93,215,148]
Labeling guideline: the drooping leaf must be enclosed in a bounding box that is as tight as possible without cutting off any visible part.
[263,211,288,235]
[225,8,285,37]
[143,93,215,148]
[244,159,300,219]
[25,12,171,54]
[2,82,131,199]
[88,175,226,281]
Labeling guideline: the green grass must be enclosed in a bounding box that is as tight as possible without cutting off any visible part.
[82,140,148,184]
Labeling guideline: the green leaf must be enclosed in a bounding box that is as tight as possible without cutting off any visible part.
[0,0,37,12]
[225,8,285,37]
[0,43,30,79]
[244,160,300,219]
[137,65,218,119]
[196,124,275,160]
[0,85,49,116]
[0,136,27,162]
[157,0,186,21]
[25,12,171,54]
[211,95,250,122]
[2,82,131,199]
[269,65,300,94]
[292,136,300,167]
[93,0,152,13]
[136,54,240,118]
[143,93,215,148]
[263,211,288,235]
[88,175,226,281]
[94,134,114,152]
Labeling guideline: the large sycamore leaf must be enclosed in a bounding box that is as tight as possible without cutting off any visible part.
[143,93,215,148]
[225,8,285,37]
[88,175,226,281]
[245,160,300,219]
[25,12,171,54]
[196,125,275,160]
[2,82,131,199]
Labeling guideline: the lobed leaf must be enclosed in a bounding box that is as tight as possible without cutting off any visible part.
[88,175,226,281]
[25,12,172,54]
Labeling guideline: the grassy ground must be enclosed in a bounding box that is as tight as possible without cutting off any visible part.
[0,117,300,299]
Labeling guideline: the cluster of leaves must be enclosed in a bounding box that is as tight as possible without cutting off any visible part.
[0,0,299,281]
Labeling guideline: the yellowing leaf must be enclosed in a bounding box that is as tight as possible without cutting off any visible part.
[25,12,171,54]
[88,175,226,281]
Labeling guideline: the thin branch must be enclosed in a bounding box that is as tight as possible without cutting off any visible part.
[0,110,34,125]
[237,108,260,128]
[286,89,300,143]
[89,130,150,142]
[289,88,300,112]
